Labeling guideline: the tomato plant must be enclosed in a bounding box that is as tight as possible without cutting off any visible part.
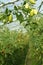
[0,0,43,65]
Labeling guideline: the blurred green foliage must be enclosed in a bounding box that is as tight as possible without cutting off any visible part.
[0,0,43,65]
[0,27,29,65]
[25,14,43,65]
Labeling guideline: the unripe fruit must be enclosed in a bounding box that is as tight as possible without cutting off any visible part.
[25,3,30,9]
[9,14,13,22]
[30,9,34,16]
[30,9,38,16]
[29,0,36,4]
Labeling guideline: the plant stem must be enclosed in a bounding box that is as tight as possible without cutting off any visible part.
[0,0,19,8]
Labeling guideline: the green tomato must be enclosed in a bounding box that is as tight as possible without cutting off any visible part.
[8,14,13,22]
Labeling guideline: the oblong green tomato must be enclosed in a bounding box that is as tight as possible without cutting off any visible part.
[30,9,34,16]
[8,14,13,22]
